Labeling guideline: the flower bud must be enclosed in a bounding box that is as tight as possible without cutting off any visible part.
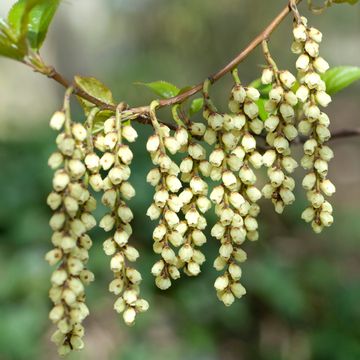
[214,275,229,291]
[293,24,307,42]
[48,152,64,169]
[175,127,189,146]
[100,152,115,171]
[316,91,332,107]
[296,54,310,71]
[261,68,274,85]
[232,85,247,103]
[164,137,180,155]
[264,115,279,132]
[50,111,66,131]
[305,40,319,57]
[313,57,329,74]
[296,85,310,103]
[123,307,137,326]
[188,143,206,160]
[222,170,237,189]
[166,175,182,193]
[203,128,217,145]
[309,27,322,43]
[283,124,298,141]
[320,179,336,196]
[155,276,171,290]
[122,125,138,142]
[274,136,289,153]
[279,71,296,89]
[241,133,256,153]
[244,101,259,119]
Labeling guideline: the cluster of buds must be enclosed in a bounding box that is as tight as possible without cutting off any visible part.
[45,11,339,355]
[146,108,186,289]
[47,109,96,356]
[99,116,149,325]
[178,123,212,276]
[261,42,299,213]
[202,79,263,306]
[292,17,335,232]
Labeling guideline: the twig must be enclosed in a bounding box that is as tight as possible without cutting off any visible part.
[29,0,303,118]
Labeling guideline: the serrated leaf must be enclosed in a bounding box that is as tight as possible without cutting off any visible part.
[27,0,60,50]
[189,98,204,115]
[74,76,115,115]
[322,66,360,94]
[135,80,180,99]
[256,98,269,121]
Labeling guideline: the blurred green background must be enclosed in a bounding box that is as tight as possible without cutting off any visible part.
[0,1,360,359]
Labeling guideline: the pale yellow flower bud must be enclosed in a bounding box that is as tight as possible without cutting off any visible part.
[308,27,322,43]
[123,307,137,326]
[122,125,138,142]
[320,179,336,196]
[214,275,229,291]
[313,57,329,74]
[279,71,296,89]
[316,91,332,107]
[305,39,319,57]
[261,68,274,85]
[50,111,66,131]
[296,54,310,71]
[244,101,259,119]
[293,24,307,42]
[155,276,171,290]
[264,115,279,132]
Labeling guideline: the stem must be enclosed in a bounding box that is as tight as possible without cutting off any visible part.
[231,68,241,85]
[86,107,99,150]
[63,87,74,136]
[28,0,303,118]
[171,105,186,128]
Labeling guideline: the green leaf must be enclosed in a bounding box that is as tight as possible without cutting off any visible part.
[135,80,180,99]
[7,0,29,41]
[27,0,60,50]
[189,98,204,115]
[322,66,360,94]
[256,98,269,121]
[0,34,24,60]
[74,76,115,114]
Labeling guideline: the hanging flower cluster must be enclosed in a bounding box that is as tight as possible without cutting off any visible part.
[99,111,149,326]
[47,89,96,356]
[292,16,335,233]
[261,41,299,214]
[45,11,336,357]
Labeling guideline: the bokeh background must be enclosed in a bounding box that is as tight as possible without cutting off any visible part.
[0,1,360,359]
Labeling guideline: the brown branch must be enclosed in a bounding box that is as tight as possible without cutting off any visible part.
[328,128,360,141]
[130,0,303,115]
[293,129,360,144]
[47,68,116,111]
[25,0,360,145]
[30,0,302,119]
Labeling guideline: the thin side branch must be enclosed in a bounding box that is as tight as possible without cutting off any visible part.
[25,0,360,144]
[31,0,302,116]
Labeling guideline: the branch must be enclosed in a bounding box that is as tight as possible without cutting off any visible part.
[328,128,360,141]
[292,128,360,145]
[29,0,302,119]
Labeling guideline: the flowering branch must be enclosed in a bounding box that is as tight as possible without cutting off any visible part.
[28,0,303,116]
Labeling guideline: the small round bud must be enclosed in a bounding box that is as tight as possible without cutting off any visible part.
[49,111,66,130]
